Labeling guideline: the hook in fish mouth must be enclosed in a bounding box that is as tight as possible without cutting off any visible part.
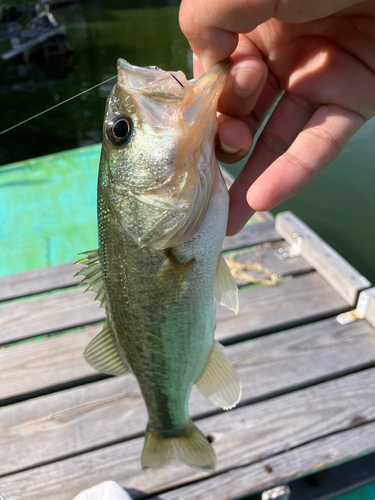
[146,66,184,91]
[171,73,184,88]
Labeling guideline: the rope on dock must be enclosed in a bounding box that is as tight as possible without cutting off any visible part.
[225,251,283,286]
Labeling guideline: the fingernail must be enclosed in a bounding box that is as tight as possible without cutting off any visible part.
[220,141,242,154]
[233,66,264,97]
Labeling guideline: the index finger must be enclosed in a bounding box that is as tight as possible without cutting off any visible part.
[179,0,275,69]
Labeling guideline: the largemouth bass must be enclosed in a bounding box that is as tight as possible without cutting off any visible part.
[77,59,241,471]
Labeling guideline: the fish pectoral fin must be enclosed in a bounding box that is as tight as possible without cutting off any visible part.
[141,420,216,471]
[84,322,128,376]
[195,341,242,410]
[215,254,239,314]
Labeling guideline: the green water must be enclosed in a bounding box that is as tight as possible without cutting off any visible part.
[0,0,374,284]
[334,483,375,500]
[271,119,375,284]
[0,0,190,163]
[227,116,375,284]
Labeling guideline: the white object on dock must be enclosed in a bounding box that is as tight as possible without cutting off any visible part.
[261,485,291,499]
[72,481,132,500]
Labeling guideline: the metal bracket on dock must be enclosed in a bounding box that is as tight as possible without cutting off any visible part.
[277,231,303,259]
[357,289,373,318]
[262,485,291,500]
[337,287,375,326]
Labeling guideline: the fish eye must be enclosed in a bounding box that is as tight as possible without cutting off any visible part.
[106,115,132,146]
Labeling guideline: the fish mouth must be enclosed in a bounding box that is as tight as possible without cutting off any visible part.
[116,58,232,104]
[117,58,190,101]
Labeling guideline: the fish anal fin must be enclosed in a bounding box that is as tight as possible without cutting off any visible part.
[141,420,215,471]
[195,341,242,410]
[215,254,239,314]
[84,322,128,376]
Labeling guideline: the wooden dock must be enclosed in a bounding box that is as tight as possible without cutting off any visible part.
[0,211,375,499]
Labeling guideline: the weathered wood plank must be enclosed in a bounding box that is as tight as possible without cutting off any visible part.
[0,288,104,344]
[0,370,374,499]
[0,262,81,302]
[215,272,348,342]
[0,271,347,346]
[357,287,375,329]
[0,243,311,401]
[0,324,101,400]
[275,211,371,306]
[146,422,375,500]
[0,321,375,474]
[2,313,374,405]
[223,219,280,251]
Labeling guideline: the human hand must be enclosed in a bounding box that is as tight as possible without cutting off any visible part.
[179,0,375,235]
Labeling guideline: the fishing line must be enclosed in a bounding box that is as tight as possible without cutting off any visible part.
[0,75,117,137]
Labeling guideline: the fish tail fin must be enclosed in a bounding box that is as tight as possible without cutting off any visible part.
[141,420,216,471]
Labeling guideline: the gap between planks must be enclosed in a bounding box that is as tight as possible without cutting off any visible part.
[0,332,374,474]
[1,314,375,406]
[0,271,348,346]
[0,369,374,499]
[282,452,375,500]
[0,239,314,346]
[146,421,375,500]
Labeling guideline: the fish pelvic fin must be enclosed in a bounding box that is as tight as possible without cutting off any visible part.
[84,321,128,376]
[215,254,239,314]
[141,420,216,471]
[195,341,242,410]
[75,249,107,309]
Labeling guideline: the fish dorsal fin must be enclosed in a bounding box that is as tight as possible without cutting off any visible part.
[75,249,107,308]
[195,341,242,410]
[215,254,239,314]
[84,322,128,376]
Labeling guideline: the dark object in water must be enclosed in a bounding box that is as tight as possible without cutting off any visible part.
[0,5,73,62]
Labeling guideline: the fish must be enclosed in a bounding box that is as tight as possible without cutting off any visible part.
[76,58,242,471]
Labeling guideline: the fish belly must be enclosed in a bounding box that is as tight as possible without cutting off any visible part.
[99,172,228,433]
